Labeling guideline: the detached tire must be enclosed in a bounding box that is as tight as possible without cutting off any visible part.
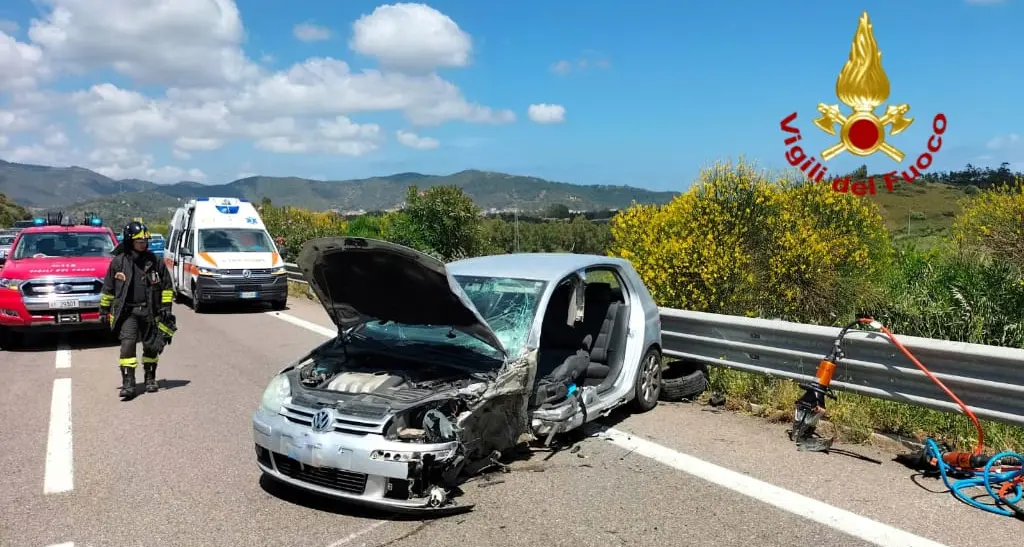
[659,359,708,402]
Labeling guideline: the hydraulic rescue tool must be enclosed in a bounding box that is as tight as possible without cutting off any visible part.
[792,315,1024,519]
[788,317,872,452]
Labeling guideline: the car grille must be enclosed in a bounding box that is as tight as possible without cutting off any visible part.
[281,403,388,435]
[22,278,102,297]
[223,268,272,276]
[270,451,368,494]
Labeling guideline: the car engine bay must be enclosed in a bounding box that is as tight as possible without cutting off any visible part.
[296,346,490,403]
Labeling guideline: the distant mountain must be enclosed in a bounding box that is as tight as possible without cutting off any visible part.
[0,160,679,222]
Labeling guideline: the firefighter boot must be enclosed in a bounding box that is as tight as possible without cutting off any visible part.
[119,366,136,399]
[144,362,159,393]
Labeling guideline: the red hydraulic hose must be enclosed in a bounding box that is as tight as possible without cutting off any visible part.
[867,320,985,456]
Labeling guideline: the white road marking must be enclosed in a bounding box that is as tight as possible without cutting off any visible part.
[43,378,74,494]
[45,543,74,547]
[325,521,388,547]
[273,308,943,547]
[266,310,336,338]
[594,427,948,547]
[56,341,71,369]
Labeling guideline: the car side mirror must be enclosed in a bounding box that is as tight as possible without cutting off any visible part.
[181,248,193,257]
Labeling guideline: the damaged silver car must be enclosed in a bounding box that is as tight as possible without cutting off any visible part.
[252,237,663,513]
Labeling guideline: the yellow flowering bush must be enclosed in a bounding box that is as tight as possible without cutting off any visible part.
[952,178,1024,270]
[609,159,893,323]
[259,201,348,261]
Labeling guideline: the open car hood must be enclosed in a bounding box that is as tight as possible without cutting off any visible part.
[297,237,507,359]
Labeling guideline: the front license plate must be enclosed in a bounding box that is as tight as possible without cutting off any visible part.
[51,299,79,309]
[334,447,352,470]
[239,291,258,299]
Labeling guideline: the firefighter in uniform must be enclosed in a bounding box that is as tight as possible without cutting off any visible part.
[99,221,176,399]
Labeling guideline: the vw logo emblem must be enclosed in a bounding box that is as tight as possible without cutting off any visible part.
[54,283,72,294]
[310,408,334,432]
[242,269,251,278]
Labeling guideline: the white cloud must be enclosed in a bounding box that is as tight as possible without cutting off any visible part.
[0,29,48,90]
[549,52,610,76]
[396,129,439,150]
[294,22,331,42]
[550,60,572,76]
[228,58,514,125]
[986,133,1020,150]
[528,103,566,124]
[350,3,472,71]
[43,125,69,147]
[0,0,517,182]
[27,0,259,87]
[87,146,207,182]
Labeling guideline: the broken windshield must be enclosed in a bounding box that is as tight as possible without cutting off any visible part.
[353,275,546,361]
[454,275,547,358]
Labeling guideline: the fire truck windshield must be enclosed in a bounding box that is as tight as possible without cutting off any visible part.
[12,231,115,259]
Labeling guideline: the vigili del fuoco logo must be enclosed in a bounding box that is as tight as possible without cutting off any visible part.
[780,11,947,195]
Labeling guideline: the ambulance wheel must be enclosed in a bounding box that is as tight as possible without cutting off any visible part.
[190,287,206,313]
[271,299,286,311]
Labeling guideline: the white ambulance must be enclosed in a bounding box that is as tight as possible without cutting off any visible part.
[165,197,288,313]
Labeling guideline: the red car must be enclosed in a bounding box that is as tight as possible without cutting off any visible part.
[0,214,119,349]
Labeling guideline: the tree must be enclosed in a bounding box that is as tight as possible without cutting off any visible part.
[0,192,30,227]
[389,185,482,261]
[542,203,571,219]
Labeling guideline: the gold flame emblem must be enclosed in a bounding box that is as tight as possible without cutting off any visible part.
[813,11,913,162]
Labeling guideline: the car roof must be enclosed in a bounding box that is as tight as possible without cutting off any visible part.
[19,226,115,234]
[448,252,632,281]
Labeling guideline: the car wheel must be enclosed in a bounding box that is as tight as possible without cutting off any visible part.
[659,359,709,402]
[630,347,662,413]
[271,299,286,311]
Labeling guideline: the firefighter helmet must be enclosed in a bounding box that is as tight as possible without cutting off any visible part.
[123,220,151,242]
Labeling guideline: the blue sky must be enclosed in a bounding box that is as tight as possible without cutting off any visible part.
[0,0,1020,192]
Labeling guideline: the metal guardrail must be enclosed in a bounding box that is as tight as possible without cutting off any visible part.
[284,262,306,284]
[660,308,1024,428]
[282,261,1024,426]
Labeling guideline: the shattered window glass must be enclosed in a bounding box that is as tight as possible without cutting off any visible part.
[455,276,548,358]
[354,276,546,361]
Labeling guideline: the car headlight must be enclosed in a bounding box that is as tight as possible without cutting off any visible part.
[197,266,222,276]
[260,373,291,414]
[0,278,23,290]
[271,266,288,275]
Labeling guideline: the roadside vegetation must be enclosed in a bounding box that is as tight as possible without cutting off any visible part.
[110,161,1024,452]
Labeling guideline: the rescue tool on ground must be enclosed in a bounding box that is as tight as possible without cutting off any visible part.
[788,317,873,452]
[792,315,1024,519]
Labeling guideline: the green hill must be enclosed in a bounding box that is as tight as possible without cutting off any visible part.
[0,160,680,217]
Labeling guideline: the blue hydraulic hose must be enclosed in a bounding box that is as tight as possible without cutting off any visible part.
[924,438,1024,518]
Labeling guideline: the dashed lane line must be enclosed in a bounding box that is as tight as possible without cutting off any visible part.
[43,377,74,495]
[265,310,336,338]
[56,340,71,369]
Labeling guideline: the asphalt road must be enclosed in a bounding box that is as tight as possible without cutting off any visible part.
[1,296,1021,547]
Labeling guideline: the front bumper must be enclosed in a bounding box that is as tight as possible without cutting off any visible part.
[195,273,288,303]
[0,290,106,331]
[252,408,461,514]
